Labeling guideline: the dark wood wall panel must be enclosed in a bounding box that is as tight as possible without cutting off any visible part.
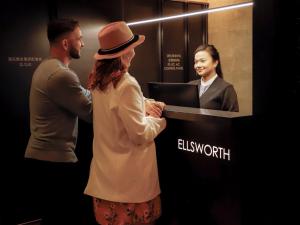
[187,3,208,81]
[123,0,161,97]
[162,1,186,82]
[0,1,49,223]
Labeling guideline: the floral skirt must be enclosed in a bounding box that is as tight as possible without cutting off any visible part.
[93,195,161,225]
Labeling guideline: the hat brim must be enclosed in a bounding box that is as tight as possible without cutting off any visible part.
[94,35,145,60]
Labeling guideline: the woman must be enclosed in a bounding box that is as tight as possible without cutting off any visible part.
[84,21,166,225]
[190,44,239,112]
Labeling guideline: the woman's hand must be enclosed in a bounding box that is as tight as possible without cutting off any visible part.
[145,99,165,118]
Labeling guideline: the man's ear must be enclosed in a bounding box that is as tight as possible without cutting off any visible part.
[61,39,69,51]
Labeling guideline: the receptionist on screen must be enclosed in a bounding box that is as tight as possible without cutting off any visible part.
[189,44,239,112]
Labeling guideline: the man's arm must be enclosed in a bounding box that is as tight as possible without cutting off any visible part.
[47,70,92,122]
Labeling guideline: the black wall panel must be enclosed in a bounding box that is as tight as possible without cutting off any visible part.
[123,0,161,97]
[162,1,186,82]
[250,0,296,224]
[0,1,49,223]
[187,3,208,82]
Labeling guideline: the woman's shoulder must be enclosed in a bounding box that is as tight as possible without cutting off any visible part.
[116,73,140,93]
[119,73,139,87]
[214,77,234,88]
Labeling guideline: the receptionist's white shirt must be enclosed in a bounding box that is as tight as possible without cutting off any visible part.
[199,74,218,96]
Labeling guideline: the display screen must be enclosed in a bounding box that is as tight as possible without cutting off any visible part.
[148,82,200,108]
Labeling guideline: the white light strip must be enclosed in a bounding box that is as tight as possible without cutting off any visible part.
[127,1,253,26]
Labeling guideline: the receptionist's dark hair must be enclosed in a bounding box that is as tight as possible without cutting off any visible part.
[194,44,223,79]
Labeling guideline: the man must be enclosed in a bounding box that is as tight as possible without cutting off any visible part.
[24,18,92,225]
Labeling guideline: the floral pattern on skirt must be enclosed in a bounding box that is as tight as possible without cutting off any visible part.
[93,195,161,225]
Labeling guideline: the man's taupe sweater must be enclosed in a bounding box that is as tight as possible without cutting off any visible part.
[25,58,92,162]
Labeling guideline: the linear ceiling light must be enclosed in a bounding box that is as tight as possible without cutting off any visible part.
[127,1,253,26]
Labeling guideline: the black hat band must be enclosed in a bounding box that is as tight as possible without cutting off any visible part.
[98,35,139,55]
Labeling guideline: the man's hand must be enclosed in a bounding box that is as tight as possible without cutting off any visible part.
[145,99,166,118]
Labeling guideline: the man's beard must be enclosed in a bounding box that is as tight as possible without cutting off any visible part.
[69,46,80,59]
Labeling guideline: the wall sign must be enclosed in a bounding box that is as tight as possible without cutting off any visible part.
[8,56,42,67]
[164,53,184,71]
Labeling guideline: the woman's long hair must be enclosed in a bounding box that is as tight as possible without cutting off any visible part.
[88,58,126,91]
[194,44,223,79]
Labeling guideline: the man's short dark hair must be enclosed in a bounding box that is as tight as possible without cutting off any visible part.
[47,18,79,43]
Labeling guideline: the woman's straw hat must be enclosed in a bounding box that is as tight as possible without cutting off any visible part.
[94,21,145,60]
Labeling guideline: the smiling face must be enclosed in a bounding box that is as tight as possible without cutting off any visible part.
[194,50,218,80]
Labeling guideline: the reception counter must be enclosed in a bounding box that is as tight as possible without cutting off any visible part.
[156,105,252,225]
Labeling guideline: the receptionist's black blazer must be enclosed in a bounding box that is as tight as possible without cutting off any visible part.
[189,77,239,112]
